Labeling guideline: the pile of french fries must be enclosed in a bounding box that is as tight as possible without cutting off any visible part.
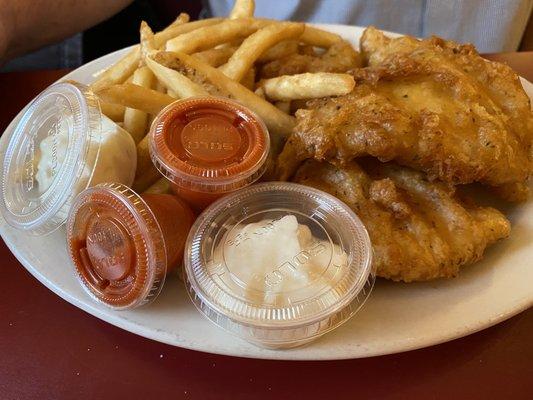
[91,0,355,192]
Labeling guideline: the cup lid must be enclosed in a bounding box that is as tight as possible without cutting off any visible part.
[0,81,102,235]
[185,182,374,343]
[149,97,270,193]
[66,183,167,309]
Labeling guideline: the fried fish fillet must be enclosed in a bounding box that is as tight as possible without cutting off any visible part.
[278,28,533,201]
[259,40,362,79]
[293,159,511,282]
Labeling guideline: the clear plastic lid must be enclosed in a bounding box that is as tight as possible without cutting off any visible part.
[0,81,102,235]
[66,183,167,310]
[184,182,375,348]
[149,97,270,193]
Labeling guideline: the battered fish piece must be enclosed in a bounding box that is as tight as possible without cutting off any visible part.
[278,28,533,201]
[293,159,511,282]
[259,40,362,79]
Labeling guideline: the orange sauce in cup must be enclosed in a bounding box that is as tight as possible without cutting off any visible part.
[67,183,194,309]
[149,97,270,210]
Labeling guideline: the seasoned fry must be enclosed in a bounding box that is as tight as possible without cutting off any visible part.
[193,46,237,67]
[165,19,269,54]
[141,22,208,98]
[219,22,304,82]
[157,50,295,139]
[257,40,298,63]
[95,83,176,115]
[100,102,125,122]
[123,67,155,143]
[90,17,220,91]
[229,0,255,19]
[274,101,291,114]
[143,177,171,194]
[241,67,256,90]
[259,72,355,101]
[148,52,209,97]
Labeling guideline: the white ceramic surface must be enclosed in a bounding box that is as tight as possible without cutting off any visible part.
[1,25,532,360]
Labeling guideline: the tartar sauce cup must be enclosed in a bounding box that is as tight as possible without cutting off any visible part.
[184,182,375,349]
[149,97,270,211]
[0,81,137,235]
[66,183,194,310]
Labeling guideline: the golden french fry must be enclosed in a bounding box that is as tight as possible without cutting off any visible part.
[165,19,269,54]
[219,22,304,82]
[134,135,162,192]
[259,72,355,101]
[155,80,166,93]
[153,17,223,49]
[123,66,155,143]
[95,83,176,115]
[241,67,256,90]
[143,177,171,194]
[254,87,265,98]
[229,0,255,19]
[167,13,190,29]
[257,40,298,63]
[147,52,208,98]
[193,46,237,67]
[159,50,294,139]
[299,25,343,47]
[141,22,208,98]
[274,101,291,114]
[100,102,125,122]
[90,17,220,91]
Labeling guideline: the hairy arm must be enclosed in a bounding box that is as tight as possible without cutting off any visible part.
[0,0,133,63]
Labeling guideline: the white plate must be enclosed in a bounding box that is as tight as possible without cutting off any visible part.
[1,24,532,360]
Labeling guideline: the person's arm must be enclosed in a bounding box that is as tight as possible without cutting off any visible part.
[0,0,133,63]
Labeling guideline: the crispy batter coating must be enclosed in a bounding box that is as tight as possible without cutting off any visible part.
[278,27,533,201]
[259,41,362,79]
[293,159,511,282]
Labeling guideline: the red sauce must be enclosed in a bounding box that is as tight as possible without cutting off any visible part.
[149,97,269,211]
[67,185,194,309]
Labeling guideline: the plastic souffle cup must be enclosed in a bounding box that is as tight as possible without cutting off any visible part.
[0,81,136,235]
[184,182,375,349]
[66,183,194,310]
[149,96,270,211]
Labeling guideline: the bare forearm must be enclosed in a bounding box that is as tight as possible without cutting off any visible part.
[0,0,133,62]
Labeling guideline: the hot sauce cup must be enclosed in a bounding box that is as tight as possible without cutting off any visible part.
[66,183,194,309]
[148,97,270,210]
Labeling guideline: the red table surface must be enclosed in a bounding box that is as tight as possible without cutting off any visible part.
[1,53,533,400]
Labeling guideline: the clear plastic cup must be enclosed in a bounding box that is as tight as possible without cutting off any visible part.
[0,81,136,235]
[66,183,194,309]
[184,182,375,349]
[149,97,270,211]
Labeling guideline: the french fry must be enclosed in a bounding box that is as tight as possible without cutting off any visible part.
[274,101,291,114]
[299,25,343,47]
[219,22,304,82]
[100,102,125,122]
[141,22,208,98]
[165,19,269,54]
[96,83,176,115]
[229,0,255,19]
[257,40,298,63]
[143,177,171,194]
[158,50,295,139]
[259,72,355,101]
[241,67,256,90]
[134,135,162,192]
[90,17,220,91]
[193,46,237,67]
[123,66,155,143]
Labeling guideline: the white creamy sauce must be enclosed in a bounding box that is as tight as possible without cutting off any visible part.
[35,115,136,193]
[218,215,348,307]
